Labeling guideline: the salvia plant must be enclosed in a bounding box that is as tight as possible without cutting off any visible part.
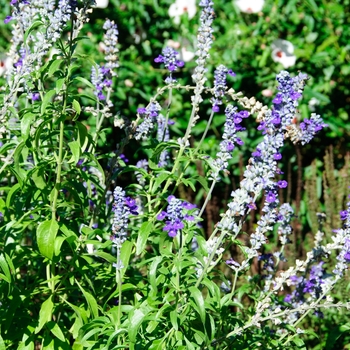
[0,0,348,349]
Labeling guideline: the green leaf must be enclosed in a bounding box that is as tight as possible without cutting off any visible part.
[48,59,64,77]
[189,286,206,325]
[68,140,81,164]
[6,183,20,207]
[55,78,65,93]
[35,295,53,334]
[136,221,153,255]
[24,20,43,42]
[0,334,5,350]
[120,240,133,278]
[152,172,171,194]
[36,219,59,260]
[72,99,81,115]
[41,90,56,115]
[292,337,305,347]
[46,321,65,342]
[21,112,36,140]
[0,254,12,284]
[129,309,146,343]
[76,121,89,151]
[149,256,162,294]
[31,168,46,189]
[74,76,95,90]
[75,280,99,319]
[93,251,117,264]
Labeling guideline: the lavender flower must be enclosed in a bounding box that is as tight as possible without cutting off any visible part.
[135,102,162,140]
[299,113,328,145]
[284,261,326,318]
[135,159,148,186]
[157,196,196,238]
[102,19,119,77]
[111,186,138,248]
[211,65,236,112]
[155,46,184,83]
[211,105,248,180]
[332,201,350,277]
[191,0,214,98]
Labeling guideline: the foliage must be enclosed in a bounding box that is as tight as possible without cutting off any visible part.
[0,0,350,349]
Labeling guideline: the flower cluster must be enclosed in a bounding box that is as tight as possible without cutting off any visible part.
[211,65,236,112]
[90,19,119,101]
[111,186,138,248]
[154,47,184,84]
[332,201,350,277]
[135,102,162,140]
[212,105,248,180]
[299,113,328,145]
[191,0,214,96]
[284,261,326,319]
[157,196,196,237]
[102,19,119,76]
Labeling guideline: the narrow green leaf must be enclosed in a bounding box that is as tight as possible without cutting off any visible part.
[55,78,65,93]
[31,168,46,189]
[21,112,35,140]
[189,286,206,325]
[170,310,178,331]
[292,337,305,347]
[120,240,133,278]
[94,251,117,263]
[36,219,59,260]
[0,254,11,284]
[41,90,56,114]
[136,221,153,255]
[74,76,95,90]
[152,172,171,194]
[48,59,63,77]
[6,183,20,207]
[149,256,162,294]
[68,140,81,164]
[75,280,99,319]
[24,20,43,42]
[72,99,81,115]
[46,321,65,342]
[35,295,53,334]
[129,309,146,343]
[76,121,89,151]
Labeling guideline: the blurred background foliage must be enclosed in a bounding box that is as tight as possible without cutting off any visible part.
[1,0,350,245]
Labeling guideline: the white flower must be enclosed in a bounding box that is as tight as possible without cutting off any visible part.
[93,0,109,8]
[0,56,12,77]
[271,39,297,68]
[235,0,265,13]
[169,0,197,25]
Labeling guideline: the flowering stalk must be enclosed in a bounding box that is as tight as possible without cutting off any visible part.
[158,0,215,199]
[111,186,138,329]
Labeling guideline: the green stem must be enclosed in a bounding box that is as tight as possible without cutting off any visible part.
[198,179,217,218]
[196,109,215,153]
